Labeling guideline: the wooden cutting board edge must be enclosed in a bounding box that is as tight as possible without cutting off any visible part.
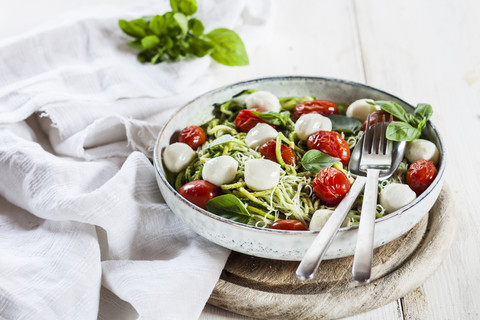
[208,184,456,320]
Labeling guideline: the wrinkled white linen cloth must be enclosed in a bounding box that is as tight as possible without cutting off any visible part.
[0,1,273,319]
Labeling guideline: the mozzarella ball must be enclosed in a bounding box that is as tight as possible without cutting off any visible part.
[346,98,380,121]
[244,159,280,191]
[406,139,440,165]
[379,183,417,214]
[202,156,238,186]
[245,123,278,149]
[309,209,349,231]
[294,113,332,140]
[163,142,196,173]
[245,91,281,112]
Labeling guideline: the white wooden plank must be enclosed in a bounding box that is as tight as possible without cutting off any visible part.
[209,0,366,89]
[355,0,480,318]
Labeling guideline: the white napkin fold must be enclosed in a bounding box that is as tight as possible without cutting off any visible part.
[0,0,274,319]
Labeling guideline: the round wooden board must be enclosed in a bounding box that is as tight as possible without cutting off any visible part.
[208,184,456,319]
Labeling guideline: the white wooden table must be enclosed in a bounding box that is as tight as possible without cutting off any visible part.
[4,0,480,319]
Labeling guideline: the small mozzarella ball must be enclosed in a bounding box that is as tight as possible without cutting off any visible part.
[294,113,332,140]
[163,142,196,173]
[309,209,349,231]
[346,98,380,121]
[245,91,281,112]
[244,159,280,191]
[379,183,417,214]
[202,156,238,186]
[406,139,440,165]
[245,123,278,149]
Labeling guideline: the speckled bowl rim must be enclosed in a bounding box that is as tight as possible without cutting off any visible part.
[153,76,446,236]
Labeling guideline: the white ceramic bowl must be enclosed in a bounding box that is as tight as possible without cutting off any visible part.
[153,76,446,261]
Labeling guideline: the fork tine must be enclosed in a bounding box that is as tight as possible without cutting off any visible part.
[363,114,373,154]
[378,114,386,154]
[384,114,393,155]
[372,116,381,154]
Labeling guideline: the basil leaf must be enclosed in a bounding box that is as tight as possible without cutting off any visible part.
[300,150,340,173]
[170,0,197,16]
[188,18,204,36]
[375,100,410,123]
[141,35,160,49]
[127,40,143,50]
[119,19,147,38]
[326,114,362,134]
[161,35,174,49]
[414,103,433,122]
[149,15,166,35]
[188,36,215,57]
[416,117,428,132]
[173,13,188,37]
[386,122,421,142]
[206,28,249,66]
[206,194,253,224]
[251,111,290,126]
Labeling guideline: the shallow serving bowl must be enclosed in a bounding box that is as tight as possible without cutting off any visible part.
[153,76,446,261]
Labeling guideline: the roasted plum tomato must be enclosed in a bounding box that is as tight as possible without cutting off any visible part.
[293,99,338,120]
[312,167,351,207]
[235,109,275,133]
[362,110,397,131]
[307,130,351,164]
[177,125,207,150]
[270,219,308,231]
[178,180,222,210]
[406,159,437,196]
[258,139,298,166]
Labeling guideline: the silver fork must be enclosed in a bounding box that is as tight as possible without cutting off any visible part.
[352,113,393,283]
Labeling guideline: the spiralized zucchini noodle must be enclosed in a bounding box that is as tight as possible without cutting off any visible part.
[169,91,407,228]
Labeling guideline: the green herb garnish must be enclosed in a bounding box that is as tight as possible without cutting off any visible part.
[119,0,249,66]
[206,194,253,224]
[300,150,340,174]
[371,101,433,142]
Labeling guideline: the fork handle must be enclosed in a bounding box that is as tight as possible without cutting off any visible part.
[296,176,367,280]
[352,168,380,283]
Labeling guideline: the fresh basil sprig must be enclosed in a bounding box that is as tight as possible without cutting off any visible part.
[206,194,253,224]
[300,150,340,174]
[371,101,433,142]
[119,0,249,66]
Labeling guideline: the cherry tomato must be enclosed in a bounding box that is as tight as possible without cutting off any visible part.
[178,180,222,210]
[307,130,350,164]
[235,109,275,133]
[258,139,298,166]
[362,110,396,131]
[270,219,308,231]
[178,126,206,150]
[406,159,437,196]
[293,99,338,120]
[312,167,351,207]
